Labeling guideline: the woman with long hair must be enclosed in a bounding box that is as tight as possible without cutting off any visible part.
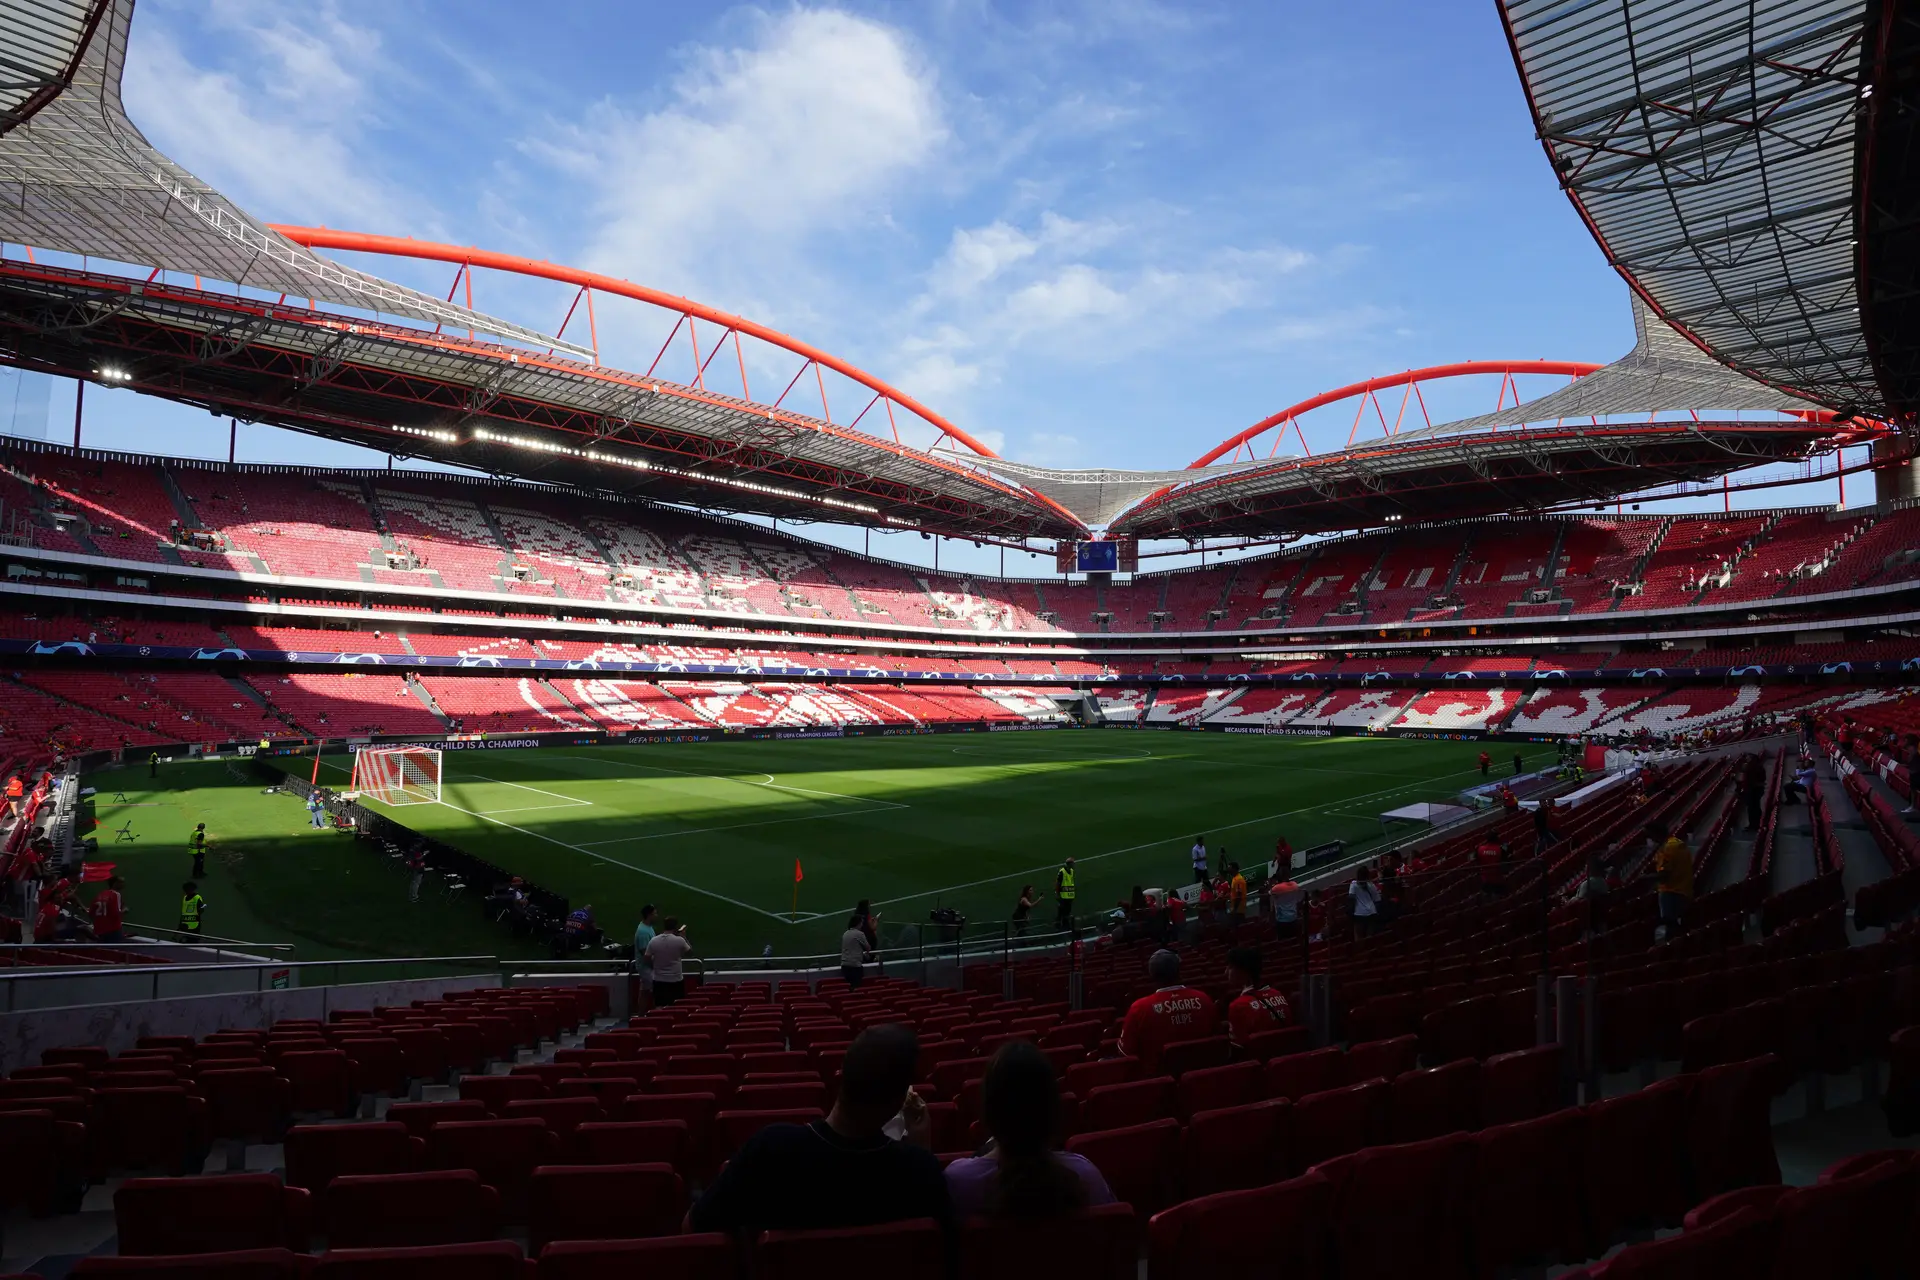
[943,1041,1113,1219]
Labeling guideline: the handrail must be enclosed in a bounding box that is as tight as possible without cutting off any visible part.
[0,953,500,1013]
[120,922,299,951]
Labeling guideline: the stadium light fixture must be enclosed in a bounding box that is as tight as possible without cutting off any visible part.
[97,366,131,382]
[392,424,457,444]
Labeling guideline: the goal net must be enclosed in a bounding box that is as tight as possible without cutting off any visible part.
[349,746,443,805]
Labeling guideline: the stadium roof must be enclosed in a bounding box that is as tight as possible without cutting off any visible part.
[1498,0,1903,420]
[1110,292,1857,538]
[0,0,1892,543]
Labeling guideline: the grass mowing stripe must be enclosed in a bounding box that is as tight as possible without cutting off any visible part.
[432,795,803,924]
[544,752,910,809]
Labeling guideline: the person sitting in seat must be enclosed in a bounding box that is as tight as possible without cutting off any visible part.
[1118,948,1217,1072]
[945,1041,1113,1219]
[690,1024,952,1235]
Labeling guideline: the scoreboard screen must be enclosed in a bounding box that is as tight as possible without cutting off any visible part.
[1075,541,1119,573]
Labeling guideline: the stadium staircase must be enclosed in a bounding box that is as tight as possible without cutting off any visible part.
[1607,513,1677,612]
[402,675,451,730]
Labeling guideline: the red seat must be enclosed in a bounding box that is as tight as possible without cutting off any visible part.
[754,1218,944,1280]
[277,1051,355,1117]
[1594,1203,1770,1278]
[385,1100,488,1140]
[732,1082,827,1112]
[527,1163,686,1251]
[1183,1097,1289,1196]
[1478,1044,1563,1127]
[322,1170,501,1247]
[91,1087,208,1173]
[621,1093,717,1170]
[1146,1171,1329,1280]
[1062,1057,1136,1099]
[651,1074,733,1104]
[1264,1046,1345,1100]
[0,1108,85,1215]
[569,1120,690,1172]
[67,1248,300,1279]
[1685,1056,1784,1196]
[503,1096,604,1136]
[665,1054,739,1084]
[1812,1149,1920,1278]
[1289,1079,1387,1174]
[284,1123,420,1193]
[553,1077,643,1108]
[1343,1035,1418,1083]
[1064,1118,1181,1216]
[535,1234,734,1280]
[1388,1058,1480,1142]
[739,1051,812,1075]
[42,1045,111,1069]
[114,1173,309,1255]
[1242,1026,1312,1062]
[1173,1060,1262,1122]
[1314,1133,1476,1280]
[959,1202,1135,1280]
[1156,1036,1231,1078]
[389,1029,450,1085]
[199,1068,291,1143]
[430,1116,560,1206]
[307,1241,527,1280]
[333,1039,408,1098]
[1583,1076,1692,1241]
[1081,1076,1175,1132]
[135,1038,196,1053]
[712,1108,824,1169]
[1472,1109,1589,1273]
[459,1074,548,1114]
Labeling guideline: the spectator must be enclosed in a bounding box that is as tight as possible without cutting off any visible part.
[1273,832,1294,869]
[853,898,880,952]
[646,917,692,1007]
[1054,857,1077,930]
[1532,799,1561,855]
[404,841,427,904]
[1269,878,1301,941]
[1118,949,1217,1072]
[189,822,208,876]
[1569,854,1609,939]
[1478,750,1491,777]
[1349,866,1382,939]
[1648,822,1694,934]
[1782,761,1817,804]
[1011,884,1035,936]
[308,791,327,829]
[632,902,658,1004]
[1190,835,1209,885]
[840,914,872,988]
[1476,839,1510,898]
[1513,750,1525,776]
[945,1041,1113,1219]
[1226,862,1248,927]
[1740,757,1765,829]
[1224,947,1292,1053]
[90,874,126,943]
[564,903,598,948]
[3,773,21,819]
[690,1025,951,1234]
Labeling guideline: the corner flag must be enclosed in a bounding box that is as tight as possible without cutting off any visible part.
[790,858,803,921]
[794,859,804,883]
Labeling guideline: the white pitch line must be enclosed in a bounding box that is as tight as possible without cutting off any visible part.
[576,803,908,847]
[431,796,801,923]
[472,802,597,815]
[864,761,1512,911]
[544,752,909,810]
[446,768,592,807]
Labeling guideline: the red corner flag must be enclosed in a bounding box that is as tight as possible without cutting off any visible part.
[794,859,804,883]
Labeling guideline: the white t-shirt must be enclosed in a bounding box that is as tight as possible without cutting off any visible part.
[1191,843,1208,870]
[645,931,691,982]
[840,928,871,967]
[1349,880,1379,917]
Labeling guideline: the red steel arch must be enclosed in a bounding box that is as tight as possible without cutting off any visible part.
[270,226,1003,462]
[1189,359,1604,468]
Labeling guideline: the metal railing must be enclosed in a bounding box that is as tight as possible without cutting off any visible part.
[0,953,499,1012]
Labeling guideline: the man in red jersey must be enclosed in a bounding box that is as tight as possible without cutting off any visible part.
[90,875,127,943]
[1118,949,1216,1072]
[1224,947,1292,1053]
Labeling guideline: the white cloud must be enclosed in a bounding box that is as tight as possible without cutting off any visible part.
[123,4,412,229]
[541,9,943,293]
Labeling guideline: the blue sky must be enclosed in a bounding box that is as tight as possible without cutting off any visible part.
[11,1,1860,571]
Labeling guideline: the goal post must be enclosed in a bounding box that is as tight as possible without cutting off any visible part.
[349,745,443,806]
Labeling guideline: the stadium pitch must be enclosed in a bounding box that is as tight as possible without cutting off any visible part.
[88,733,1554,962]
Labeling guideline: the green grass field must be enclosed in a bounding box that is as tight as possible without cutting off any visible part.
[84,733,1552,962]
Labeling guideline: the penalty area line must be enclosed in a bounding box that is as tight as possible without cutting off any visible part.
[432,797,801,924]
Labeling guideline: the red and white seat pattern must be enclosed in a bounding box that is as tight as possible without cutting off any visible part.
[1391,687,1519,731]
[562,680,708,729]
[1602,685,1762,734]
[582,519,708,609]
[1200,689,1317,727]
[1293,688,1415,729]
[1096,688,1151,722]
[1144,687,1244,725]
[1508,687,1651,734]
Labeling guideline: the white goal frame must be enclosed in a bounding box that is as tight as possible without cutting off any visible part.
[349,746,443,806]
